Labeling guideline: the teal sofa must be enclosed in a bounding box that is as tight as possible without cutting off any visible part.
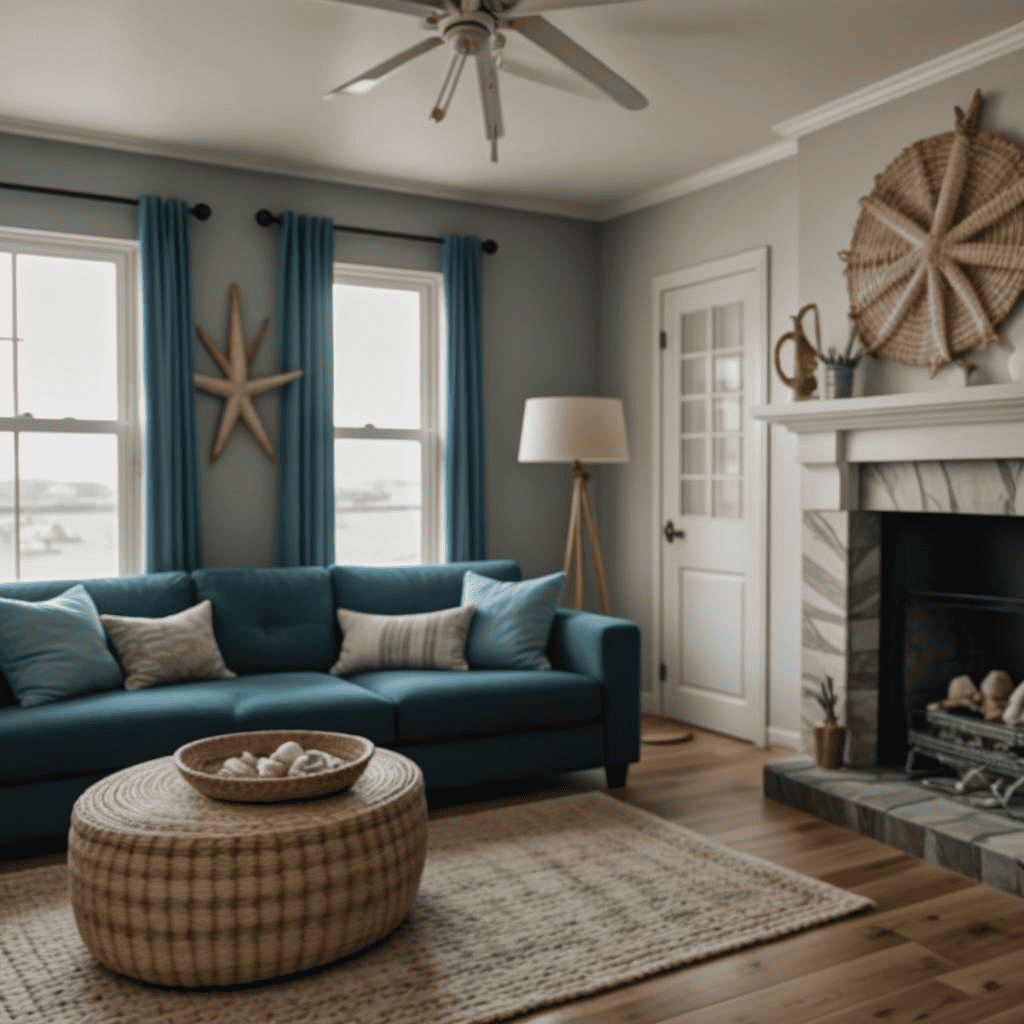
[0,560,641,845]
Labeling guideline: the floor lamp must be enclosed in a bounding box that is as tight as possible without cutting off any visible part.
[518,396,628,615]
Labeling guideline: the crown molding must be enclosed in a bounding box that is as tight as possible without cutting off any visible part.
[773,19,1024,139]
[0,115,597,222]
[599,139,798,221]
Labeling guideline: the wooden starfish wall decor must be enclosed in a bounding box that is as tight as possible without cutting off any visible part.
[194,285,303,461]
[843,90,1024,376]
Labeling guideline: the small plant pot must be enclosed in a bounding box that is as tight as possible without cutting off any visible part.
[812,722,846,769]
[822,364,855,399]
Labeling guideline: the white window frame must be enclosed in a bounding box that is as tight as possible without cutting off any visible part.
[332,262,446,565]
[0,226,143,579]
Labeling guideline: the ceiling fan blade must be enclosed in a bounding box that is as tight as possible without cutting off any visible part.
[498,56,606,100]
[324,37,445,97]
[476,49,504,161]
[502,0,638,13]
[508,14,647,109]
[321,0,448,16]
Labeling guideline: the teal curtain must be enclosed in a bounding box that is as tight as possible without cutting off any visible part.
[443,235,487,561]
[139,195,204,573]
[277,211,335,567]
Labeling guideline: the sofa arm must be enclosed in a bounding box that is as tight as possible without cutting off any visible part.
[548,609,641,768]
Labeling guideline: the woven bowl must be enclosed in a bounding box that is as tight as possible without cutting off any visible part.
[174,730,374,803]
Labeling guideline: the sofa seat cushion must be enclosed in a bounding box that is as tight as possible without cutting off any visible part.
[193,567,337,674]
[229,673,396,743]
[350,668,602,742]
[0,684,237,783]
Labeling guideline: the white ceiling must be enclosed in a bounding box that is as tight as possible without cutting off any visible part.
[3,1,1024,220]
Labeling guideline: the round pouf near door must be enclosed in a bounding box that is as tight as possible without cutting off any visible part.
[67,748,427,987]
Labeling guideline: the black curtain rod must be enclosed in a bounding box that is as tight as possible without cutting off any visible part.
[0,181,211,220]
[255,209,497,254]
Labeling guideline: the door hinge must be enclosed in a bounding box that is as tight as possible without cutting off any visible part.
[659,663,667,681]
[659,330,667,350]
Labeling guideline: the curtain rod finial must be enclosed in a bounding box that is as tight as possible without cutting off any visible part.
[482,239,498,254]
[255,209,278,228]
[190,203,212,221]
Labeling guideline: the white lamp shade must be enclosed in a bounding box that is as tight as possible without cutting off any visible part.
[518,396,629,464]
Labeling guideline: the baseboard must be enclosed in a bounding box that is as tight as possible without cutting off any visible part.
[768,726,801,750]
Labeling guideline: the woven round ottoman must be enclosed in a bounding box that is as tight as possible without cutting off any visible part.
[67,747,427,987]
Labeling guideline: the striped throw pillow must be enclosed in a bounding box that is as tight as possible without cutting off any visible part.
[329,605,477,676]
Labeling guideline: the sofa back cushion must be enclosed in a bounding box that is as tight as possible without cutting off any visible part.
[0,572,194,707]
[193,567,337,674]
[330,560,521,616]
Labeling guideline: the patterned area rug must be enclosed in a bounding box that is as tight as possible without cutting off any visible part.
[0,793,872,1024]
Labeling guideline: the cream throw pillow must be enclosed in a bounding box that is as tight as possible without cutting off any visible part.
[330,605,476,676]
[101,600,235,691]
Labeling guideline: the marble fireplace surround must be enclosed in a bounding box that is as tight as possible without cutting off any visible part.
[753,382,1024,764]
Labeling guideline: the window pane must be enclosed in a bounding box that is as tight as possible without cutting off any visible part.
[712,436,742,476]
[333,284,420,429]
[713,396,740,433]
[681,438,705,475]
[17,255,118,420]
[0,434,13,579]
[18,433,118,580]
[713,302,742,350]
[681,357,706,396]
[335,438,421,565]
[0,254,12,417]
[681,398,705,434]
[681,311,707,353]
[681,479,706,516]
[713,354,742,394]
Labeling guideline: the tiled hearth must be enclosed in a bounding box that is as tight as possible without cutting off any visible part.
[765,756,1024,896]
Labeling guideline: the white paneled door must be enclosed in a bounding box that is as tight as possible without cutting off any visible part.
[655,250,768,745]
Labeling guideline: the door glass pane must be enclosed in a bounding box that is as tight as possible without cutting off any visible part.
[713,354,742,394]
[681,479,706,516]
[681,398,705,434]
[681,357,706,395]
[0,434,13,580]
[713,479,742,519]
[17,255,118,420]
[681,438,705,475]
[0,254,12,417]
[712,437,742,476]
[18,433,118,581]
[335,438,421,565]
[334,283,421,429]
[681,311,707,353]
[713,396,740,433]
[713,302,742,350]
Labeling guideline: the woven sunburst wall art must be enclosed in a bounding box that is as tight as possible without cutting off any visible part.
[842,90,1024,377]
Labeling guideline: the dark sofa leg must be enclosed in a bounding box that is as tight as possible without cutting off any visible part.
[605,763,628,789]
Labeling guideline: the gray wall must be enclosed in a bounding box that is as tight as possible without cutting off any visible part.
[1,132,600,578]
[597,159,801,738]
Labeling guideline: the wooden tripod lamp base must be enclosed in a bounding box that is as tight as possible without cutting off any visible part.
[563,460,612,614]
[517,395,628,618]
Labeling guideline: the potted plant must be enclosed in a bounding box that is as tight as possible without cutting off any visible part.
[816,321,862,399]
[811,675,846,769]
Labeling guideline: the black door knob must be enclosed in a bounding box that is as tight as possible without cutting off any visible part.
[664,520,685,543]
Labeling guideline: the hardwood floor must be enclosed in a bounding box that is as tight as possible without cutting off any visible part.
[4,721,1024,1022]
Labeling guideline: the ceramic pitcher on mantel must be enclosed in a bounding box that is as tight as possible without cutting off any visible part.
[774,303,819,401]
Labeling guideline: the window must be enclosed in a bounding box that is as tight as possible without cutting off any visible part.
[0,228,142,581]
[332,263,445,566]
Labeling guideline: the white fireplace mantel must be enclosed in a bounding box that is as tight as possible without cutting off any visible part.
[751,382,1024,511]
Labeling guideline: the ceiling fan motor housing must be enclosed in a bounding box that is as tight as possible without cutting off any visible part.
[441,11,497,56]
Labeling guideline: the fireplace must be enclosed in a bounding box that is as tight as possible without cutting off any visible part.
[752,387,1024,896]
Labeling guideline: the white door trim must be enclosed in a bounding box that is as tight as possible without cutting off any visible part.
[650,247,770,745]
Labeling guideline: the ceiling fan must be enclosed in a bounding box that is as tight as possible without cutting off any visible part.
[323,0,648,162]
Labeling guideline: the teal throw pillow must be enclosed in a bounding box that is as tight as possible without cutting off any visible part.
[0,583,123,706]
[461,569,566,670]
